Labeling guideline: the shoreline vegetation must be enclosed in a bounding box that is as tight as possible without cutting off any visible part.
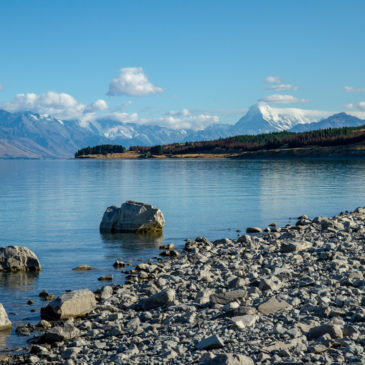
[2,207,365,364]
[74,125,365,160]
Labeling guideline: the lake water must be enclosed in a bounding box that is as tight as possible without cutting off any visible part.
[1,158,365,350]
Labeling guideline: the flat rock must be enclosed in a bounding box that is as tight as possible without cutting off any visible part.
[230,314,258,329]
[0,246,41,272]
[281,241,312,253]
[258,296,292,315]
[0,303,12,331]
[197,334,225,350]
[100,200,165,233]
[41,289,96,320]
[210,289,246,305]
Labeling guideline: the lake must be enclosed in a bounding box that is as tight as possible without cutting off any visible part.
[1,158,365,349]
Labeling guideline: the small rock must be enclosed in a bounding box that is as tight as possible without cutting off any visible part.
[98,274,113,281]
[72,265,94,271]
[138,289,175,310]
[113,258,125,268]
[197,334,225,350]
[200,353,254,365]
[258,296,292,315]
[246,227,262,233]
[307,323,343,340]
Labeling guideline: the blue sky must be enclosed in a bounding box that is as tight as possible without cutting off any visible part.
[1,0,365,128]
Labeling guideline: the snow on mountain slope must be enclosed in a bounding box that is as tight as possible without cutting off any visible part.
[1,105,364,158]
[231,103,332,135]
[290,112,365,132]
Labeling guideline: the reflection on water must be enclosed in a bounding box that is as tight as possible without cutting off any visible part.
[0,271,39,291]
[100,231,164,249]
[0,329,11,349]
[1,159,365,350]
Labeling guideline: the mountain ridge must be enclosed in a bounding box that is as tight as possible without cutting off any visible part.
[0,105,363,158]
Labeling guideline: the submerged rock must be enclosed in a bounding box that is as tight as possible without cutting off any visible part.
[41,289,96,320]
[0,246,41,272]
[100,200,165,233]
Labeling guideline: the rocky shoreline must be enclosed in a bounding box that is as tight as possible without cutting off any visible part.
[2,208,365,364]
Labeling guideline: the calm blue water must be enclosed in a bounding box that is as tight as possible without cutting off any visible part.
[1,158,365,349]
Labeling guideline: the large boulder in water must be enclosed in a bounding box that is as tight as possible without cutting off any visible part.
[41,289,97,320]
[100,200,165,233]
[0,246,41,272]
[0,303,12,331]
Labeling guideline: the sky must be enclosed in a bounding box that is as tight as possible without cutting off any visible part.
[1,0,365,129]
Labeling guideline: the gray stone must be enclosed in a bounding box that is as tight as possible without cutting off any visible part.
[210,289,246,305]
[40,320,80,343]
[307,323,343,340]
[200,353,254,365]
[100,286,113,300]
[0,303,12,331]
[41,289,96,320]
[138,289,175,310]
[197,334,225,350]
[259,276,282,291]
[230,314,258,329]
[258,296,292,315]
[0,246,41,272]
[246,227,262,233]
[237,235,252,243]
[100,200,165,233]
[280,241,312,253]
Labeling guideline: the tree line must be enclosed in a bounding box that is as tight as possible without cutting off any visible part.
[75,124,365,157]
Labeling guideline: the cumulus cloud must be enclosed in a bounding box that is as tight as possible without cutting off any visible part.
[84,99,108,113]
[344,86,365,93]
[265,75,281,84]
[107,67,165,96]
[346,101,365,111]
[1,91,108,120]
[259,94,308,104]
[266,83,299,91]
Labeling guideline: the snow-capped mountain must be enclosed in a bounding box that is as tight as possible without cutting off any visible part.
[231,103,332,135]
[290,112,365,132]
[0,105,364,158]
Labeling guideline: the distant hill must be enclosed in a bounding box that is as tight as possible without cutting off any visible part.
[77,124,365,159]
[290,112,365,132]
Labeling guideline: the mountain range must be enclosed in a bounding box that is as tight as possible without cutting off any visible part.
[0,103,364,158]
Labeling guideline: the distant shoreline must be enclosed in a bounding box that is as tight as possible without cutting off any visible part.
[75,142,365,160]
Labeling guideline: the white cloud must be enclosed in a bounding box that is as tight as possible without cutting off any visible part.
[106,112,139,123]
[164,108,190,117]
[346,101,365,111]
[0,84,3,91]
[107,67,165,96]
[344,86,365,93]
[100,109,219,130]
[259,94,308,104]
[84,99,108,113]
[265,75,281,84]
[1,91,108,120]
[152,109,219,130]
[266,83,299,91]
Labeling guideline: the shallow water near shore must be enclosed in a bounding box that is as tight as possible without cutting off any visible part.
[1,158,365,350]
